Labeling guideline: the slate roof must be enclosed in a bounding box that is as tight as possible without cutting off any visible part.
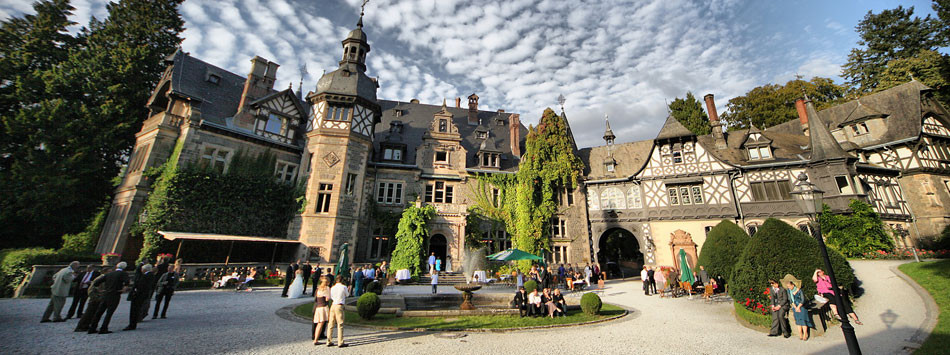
[166,51,249,126]
[374,100,528,172]
[768,80,931,149]
[655,114,695,140]
[696,128,809,167]
[578,140,654,179]
[316,62,378,102]
[804,98,851,161]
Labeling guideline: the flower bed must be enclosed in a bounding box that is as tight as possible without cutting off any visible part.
[858,249,949,260]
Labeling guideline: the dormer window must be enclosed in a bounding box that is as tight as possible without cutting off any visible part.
[394,109,405,117]
[479,152,500,168]
[264,113,282,134]
[435,151,448,164]
[438,119,448,132]
[748,146,772,160]
[207,74,220,84]
[477,131,487,139]
[383,148,403,162]
[850,123,869,136]
[605,161,615,172]
[672,144,683,164]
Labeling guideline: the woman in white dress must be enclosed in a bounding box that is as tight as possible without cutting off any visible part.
[287,269,305,298]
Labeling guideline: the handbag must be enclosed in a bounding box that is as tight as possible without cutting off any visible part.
[814,294,829,304]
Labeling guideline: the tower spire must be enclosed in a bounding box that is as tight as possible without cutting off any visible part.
[358,0,368,28]
[603,114,615,145]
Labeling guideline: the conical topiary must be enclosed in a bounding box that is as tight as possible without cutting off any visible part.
[697,220,750,282]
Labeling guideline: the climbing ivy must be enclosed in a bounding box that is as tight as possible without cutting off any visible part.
[471,108,584,270]
[389,203,436,277]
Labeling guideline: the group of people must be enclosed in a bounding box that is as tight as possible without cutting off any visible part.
[427,252,449,273]
[640,265,725,297]
[311,275,350,347]
[282,260,389,300]
[767,269,862,341]
[41,256,181,335]
[512,286,567,318]
[351,262,387,297]
[511,263,603,292]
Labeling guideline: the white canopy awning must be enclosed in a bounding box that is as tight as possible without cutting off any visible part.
[158,231,300,244]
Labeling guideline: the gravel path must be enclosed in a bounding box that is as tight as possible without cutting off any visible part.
[0,260,932,354]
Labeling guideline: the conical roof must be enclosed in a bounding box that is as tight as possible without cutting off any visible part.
[805,99,849,161]
[656,114,695,140]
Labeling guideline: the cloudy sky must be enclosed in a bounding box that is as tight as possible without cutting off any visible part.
[0,0,940,148]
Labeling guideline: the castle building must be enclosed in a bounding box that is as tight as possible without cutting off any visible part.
[96,16,949,271]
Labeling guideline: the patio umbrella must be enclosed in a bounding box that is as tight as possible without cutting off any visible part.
[679,249,695,284]
[486,248,544,261]
[335,242,350,277]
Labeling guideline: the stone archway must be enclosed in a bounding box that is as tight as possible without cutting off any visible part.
[597,228,644,277]
[669,229,698,272]
[428,234,448,268]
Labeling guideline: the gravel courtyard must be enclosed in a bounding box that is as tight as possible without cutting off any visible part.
[0,260,934,354]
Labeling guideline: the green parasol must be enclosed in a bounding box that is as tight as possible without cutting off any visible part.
[679,248,695,284]
[486,248,544,261]
[335,242,350,277]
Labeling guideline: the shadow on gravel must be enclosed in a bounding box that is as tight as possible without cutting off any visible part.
[813,325,923,354]
[342,329,429,347]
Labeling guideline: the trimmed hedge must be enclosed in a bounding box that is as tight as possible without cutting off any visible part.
[580,292,602,315]
[0,248,98,297]
[357,292,381,320]
[697,220,750,282]
[734,301,771,329]
[364,280,384,295]
[730,218,854,313]
[524,280,538,293]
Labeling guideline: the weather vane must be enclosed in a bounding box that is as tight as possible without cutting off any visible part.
[358,0,369,27]
[557,94,566,112]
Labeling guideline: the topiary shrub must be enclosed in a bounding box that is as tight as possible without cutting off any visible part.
[357,292,381,320]
[580,292,602,315]
[364,280,384,295]
[697,220,750,282]
[523,280,538,293]
[730,218,854,315]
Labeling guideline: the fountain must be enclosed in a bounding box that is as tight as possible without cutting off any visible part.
[453,283,483,310]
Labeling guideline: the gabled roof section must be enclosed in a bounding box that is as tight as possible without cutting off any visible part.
[163,51,247,126]
[805,98,850,161]
[578,139,654,179]
[837,100,888,127]
[742,125,772,147]
[656,115,695,140]
[248,88,306,119]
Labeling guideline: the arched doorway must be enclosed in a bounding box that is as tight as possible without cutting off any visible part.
[428,234,448,268]
[597,228,643,278]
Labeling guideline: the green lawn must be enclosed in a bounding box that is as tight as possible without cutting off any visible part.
[899,260,950,354]
[293,303,625,330]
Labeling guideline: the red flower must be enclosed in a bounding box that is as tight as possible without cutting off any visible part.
[763,288,770,295]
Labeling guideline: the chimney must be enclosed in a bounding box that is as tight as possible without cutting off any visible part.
[239,56,275,110]
[455,97,461,108]
[795,98,810,136]
[468,93,479,125]
[509,113,521,156]
[263,61,279,89]
[704,94,727,149]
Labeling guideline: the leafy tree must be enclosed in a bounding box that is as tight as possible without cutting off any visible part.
[820,200,895,257]
[668,92,711,135]
[842,5,944,94]
[0,0,184,250]
[696,220,750,281]
[719,77,846,130]
[389,203,436,277]
[936,0,950,43]
[876,49,950,105]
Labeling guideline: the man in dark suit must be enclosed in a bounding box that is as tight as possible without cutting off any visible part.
[88,262,130,334]
[124,264,156,331]
[512,287,528,317]
[767,279,791,338]
[647,267,657,294]
[311,263,322,295]
[301,261,312,295]
[281,260,298,297]
[66,265,99,319]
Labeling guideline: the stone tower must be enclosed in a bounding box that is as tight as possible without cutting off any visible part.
[299,16,381,263]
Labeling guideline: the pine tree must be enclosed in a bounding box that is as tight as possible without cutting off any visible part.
[668,92,711,135]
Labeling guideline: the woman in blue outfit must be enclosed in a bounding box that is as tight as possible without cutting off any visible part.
[782,274,812,341]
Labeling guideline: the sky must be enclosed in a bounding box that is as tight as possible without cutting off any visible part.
[0,0,941,148]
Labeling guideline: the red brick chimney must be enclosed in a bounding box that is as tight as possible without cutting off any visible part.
[704,94,727,149]
[509,113,521,156]
[455,97,461,108]
[795,98,810,136]
[468,93,479,125]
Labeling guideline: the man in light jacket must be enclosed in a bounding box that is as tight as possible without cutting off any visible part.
[41,261,79,322]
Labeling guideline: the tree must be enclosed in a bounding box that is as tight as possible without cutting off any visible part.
[696,220,750,281]
[936,0,950,43]
[842,5,944,94]
[389,204,436,277]
[719,77,847,130]
[876,49,950,105]
[0,0,184,249]
[668,92,711,135]
[820,200,895,257]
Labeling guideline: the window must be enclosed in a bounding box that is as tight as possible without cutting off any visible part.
[435,151,448,164]
[485,229,512,254]
[672,151,683,164]
[345,173,358,195]
[749,180,792,201]
[438,119,447,132]
[747,224,758,236]
[835,175,854,194]
[477,131,487,139]
[705,226,714,236]
[627,185,642,208]
[553,245,569,264]
[327,105,350,121]
[668,184,703,205]
[383,148,403,161]
[492,188,500,207]
[480,152,499,168]
[199,146,231,173]
[370,227,391,260]
[566,187,574,206]
[424,181,454,203]
[274,161,298,183]
[315,183,332,213]
[265,113,282,134]
[945,180,950,195]
[207,74,220,84]
[551,218,566,238]
[600,187,626,209]
[748,146,772,160]
[850,123,869,136]
[588,189,600,210]
[376,182,403,205]
[606,162,615,172]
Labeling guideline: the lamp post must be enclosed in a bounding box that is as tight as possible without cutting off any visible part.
[790,172,862,355]
[895,225,920,263]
